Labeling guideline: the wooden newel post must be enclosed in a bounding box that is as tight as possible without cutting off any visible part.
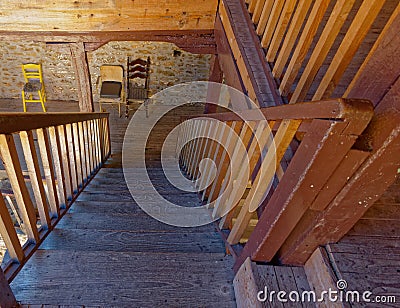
[0,268,17,308]
[70,42,94,112]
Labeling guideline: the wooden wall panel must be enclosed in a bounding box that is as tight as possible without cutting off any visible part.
[0,0,218,32]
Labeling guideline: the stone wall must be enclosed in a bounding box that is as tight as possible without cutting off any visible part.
[0,41,211,102]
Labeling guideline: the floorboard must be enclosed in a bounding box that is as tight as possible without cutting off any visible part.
[327,177,400,306]
[11,104,236,306]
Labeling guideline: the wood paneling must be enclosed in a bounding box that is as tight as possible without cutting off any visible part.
[0,0,218,32]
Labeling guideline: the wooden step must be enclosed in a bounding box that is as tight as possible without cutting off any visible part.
[12,250,235,307]
[234,258,315,308]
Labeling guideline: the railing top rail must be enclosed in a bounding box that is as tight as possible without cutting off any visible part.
[185,98,373,123]
[0,112,109,134]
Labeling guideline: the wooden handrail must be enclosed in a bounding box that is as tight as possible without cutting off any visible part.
[186,98,373,122]
[0,112,108,134]
[178,98,373,271]
[0,112,110,287]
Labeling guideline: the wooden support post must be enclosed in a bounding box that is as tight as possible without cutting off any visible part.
[205,55,223,114]
[69,42,94,112]
[0,268,16,308]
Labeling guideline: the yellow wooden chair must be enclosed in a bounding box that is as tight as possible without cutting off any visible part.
[21,63,47,112]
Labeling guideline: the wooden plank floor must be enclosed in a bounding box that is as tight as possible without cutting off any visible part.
[11,156,236,307]
[10,105,236,307]
[328,177,400,307]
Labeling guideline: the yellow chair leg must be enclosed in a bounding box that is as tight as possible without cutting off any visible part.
[39,91,46,112]
[22,91,27,112]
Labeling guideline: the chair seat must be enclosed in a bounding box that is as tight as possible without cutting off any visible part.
[100,81,122,99]
[23,81,43,92]
[128,87,148,100]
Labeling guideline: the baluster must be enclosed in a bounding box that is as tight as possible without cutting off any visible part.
[57,125,74,199]
[189,119,206,178]
[36,128,60,218]
[65,124,78,194]
[48,126,67,208]
[77,122,88,183]
[72,123,83,187]
[208,121,243,202]
[20,130,51,229]
[0,134,39,242]
[194,120,215,186]
[83,121,93,176]
[197,121,220,192]
[0,192,24,262]
[213,121,255,218]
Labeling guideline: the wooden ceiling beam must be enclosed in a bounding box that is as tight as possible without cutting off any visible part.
[0,30,216,54]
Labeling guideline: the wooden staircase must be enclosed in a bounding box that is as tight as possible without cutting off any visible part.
[11,154,236,306]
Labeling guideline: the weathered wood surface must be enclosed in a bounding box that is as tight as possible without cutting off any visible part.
[0,268,16,308]
[13,250,235,307]
[234,257,314,308]
[325,178,400,305]
[69,42,93,112]
[218,0,280,107]
[11,151,235,305]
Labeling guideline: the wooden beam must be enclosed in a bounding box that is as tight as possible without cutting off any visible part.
[274,9,400,264]
[256,0,274,35]
[278,0,330,96]
[260,0,285,48]
[289,0,356,103]
[0,0,218,32]
[218,0,283,107]
[69,42,94,112]
[277,76,400,265]
[0,268,16,308]
[266,0,298,62]
[204,55,223,114]
[0,112,108,134]
[219,0,259,105]
[233,99,373,270]
[272,0,313,78]
[345,2,400,106]
[214,15,245,93]
[313,0,385,100]
[7,30,216,54]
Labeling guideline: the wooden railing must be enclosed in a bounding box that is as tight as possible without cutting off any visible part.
[244,0,387,103]
[0,113,110,283]
[178,98,373,270]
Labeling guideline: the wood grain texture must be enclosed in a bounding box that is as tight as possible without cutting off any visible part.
[0,0,218,32]
[12,250,235,307]
[0,268,16,308]
[11,149,235,306]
